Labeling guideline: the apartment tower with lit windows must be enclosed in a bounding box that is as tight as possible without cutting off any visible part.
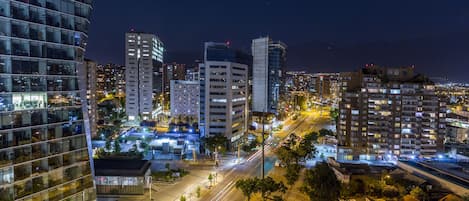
[125,31,164,121]
[337,66,446,160]
[0,0,96,200]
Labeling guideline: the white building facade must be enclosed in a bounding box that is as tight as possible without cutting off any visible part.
[170,80,200,117]
[199,42,250,143]
[125,32,164,120]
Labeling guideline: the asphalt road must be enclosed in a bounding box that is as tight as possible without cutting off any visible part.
[201,109,332,201]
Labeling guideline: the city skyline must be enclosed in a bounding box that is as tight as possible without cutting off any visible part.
[1,1,468,201]
[86,0,469,82]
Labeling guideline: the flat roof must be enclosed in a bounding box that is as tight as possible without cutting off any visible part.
[94,159,151,177]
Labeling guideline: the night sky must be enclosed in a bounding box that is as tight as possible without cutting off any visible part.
[86,0,469,82]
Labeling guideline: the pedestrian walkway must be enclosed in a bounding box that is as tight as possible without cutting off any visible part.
[150,169,223,201]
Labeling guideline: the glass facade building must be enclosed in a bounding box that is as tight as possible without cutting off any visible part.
[251,37,286,114]
[0,0,95,200]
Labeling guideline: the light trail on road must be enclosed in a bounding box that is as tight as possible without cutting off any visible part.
[203,111,330,201]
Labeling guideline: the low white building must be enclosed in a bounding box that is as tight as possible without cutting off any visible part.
[170,80,200,117]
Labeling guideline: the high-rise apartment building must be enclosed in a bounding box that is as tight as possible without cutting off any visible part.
[125,32,164,121]
[285,71,314,92]
[170,80,199,118]
[337,66,446,160]
[96,63,125,97]
[312,73,340,100]
[163,63,186,101]
[0,0,96,200]
[199,42,250,144]
[185,67,199,81]
[84,59,97,138]
[251,37,286,114]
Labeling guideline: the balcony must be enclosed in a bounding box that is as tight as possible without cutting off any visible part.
[11,7,29,21]
[14,181,32,199]
[30,0,44,7]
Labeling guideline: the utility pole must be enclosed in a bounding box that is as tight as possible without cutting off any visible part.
[237,141,241,163]
[149,177,152,200]
[261,111,265,201]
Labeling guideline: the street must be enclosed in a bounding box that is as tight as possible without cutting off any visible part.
[201,108,333,201]
[97,108,333,201]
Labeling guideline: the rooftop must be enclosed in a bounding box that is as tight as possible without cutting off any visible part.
[94,159,151,177]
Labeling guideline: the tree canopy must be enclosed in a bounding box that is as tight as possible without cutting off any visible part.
[301,163,341,201]
[235,176,287,201]
[203,135,229,153]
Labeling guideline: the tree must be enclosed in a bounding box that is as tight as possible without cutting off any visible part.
[203,135,229,153]
[330,108,339,122]
[296,134,316,162]
[284,164,301,186]
[140,142,148,149]
[113,139,121,153]
[276,146,297,165]
[350,179,365,195]
[304,131,319,143]
[403,195,419,201]
[242,139,259,152]
[382,185,399,198]
[196,186,201,198]
[165,163,171,171]
[301,163,341,201]
[410,186,426,200]
[235,178,259,201]
[105,139,112,152]
[235,177,287,201]
[462,194,469,201]
[318,129,333,137]
[258,177,287,199]
[208,174,213,186]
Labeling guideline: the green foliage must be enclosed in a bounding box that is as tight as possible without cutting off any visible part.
[113,139,121,153]
[318,128,333,137]
[297,133,317,161]
[180,195,186,201]
[235,177,287,201]
[196,186,201,198]
[208,173,213,185]
[409,186,426,200]
[462,194,469,201]
[341,178,367,198]
[277,124,284,130]
[301,163,341,201]
[296,95,307,110]
[276,146,297,165]
[242,139,259,152]
[165,163,171,171]
[350,178,366,195]
[258,177,287,199]
[203,135,229,153]
[235,178,259,201]
[330,108,339,122]
[284,164,301,186]
[276,132,316,165]
[139,142,148,149]
[105,139,112,151]
[382,185,400,198]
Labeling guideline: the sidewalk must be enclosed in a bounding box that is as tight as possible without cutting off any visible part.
[150,168,224,201]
